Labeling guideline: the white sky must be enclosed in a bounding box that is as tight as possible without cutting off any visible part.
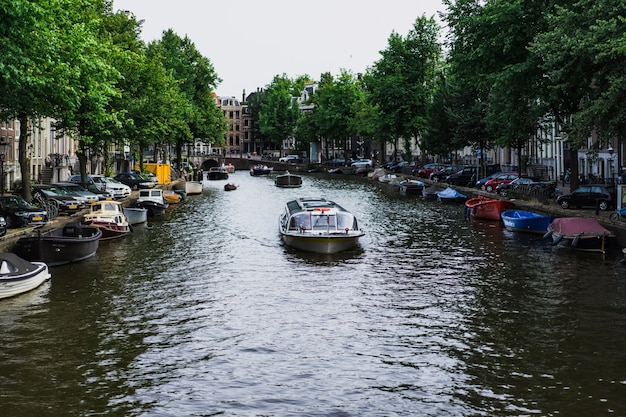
[112,0,447,98]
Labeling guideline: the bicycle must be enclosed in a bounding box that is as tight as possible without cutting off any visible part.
[609,205,626,222]
[33,193,60,220]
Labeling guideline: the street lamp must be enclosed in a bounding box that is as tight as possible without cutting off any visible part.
[0,140,6,196]
[608,144,615,183]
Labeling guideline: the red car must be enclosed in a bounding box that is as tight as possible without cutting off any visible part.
[482,172,519,192]
[413,163,448,178]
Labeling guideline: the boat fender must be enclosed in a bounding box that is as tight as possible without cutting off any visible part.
[551,234,564,246]
[571,235,580,247]
[543,230,553,240]
[345,228,349,234]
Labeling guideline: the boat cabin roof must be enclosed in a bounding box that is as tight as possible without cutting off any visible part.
[286,197,347,215]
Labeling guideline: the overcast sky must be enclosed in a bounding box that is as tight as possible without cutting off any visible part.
[112,0,447,98]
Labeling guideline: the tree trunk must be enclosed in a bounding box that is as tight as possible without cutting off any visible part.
[18,113,31,201]
[77,141,88,182]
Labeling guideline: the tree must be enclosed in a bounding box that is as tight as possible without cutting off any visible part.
[258,75,300,152]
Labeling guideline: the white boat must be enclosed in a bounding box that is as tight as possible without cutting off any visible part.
[279,197,365,254]
[175,180,203,195]
[275,171,302,188]
[0,253,51,299]
[122,206,148,225]
[83,201,131,240]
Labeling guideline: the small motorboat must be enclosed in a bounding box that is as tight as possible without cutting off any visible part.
[422,183,443,200]
[501,209,555,234]
[82,201,131,240]
[398,179,424,195]
[0,253,51,299]
[136,189,168,217]
[464,196,515,221]
[12,224,102,266]
[122,206,148,225]
[208,167,229,180]
[224,183,239,191]
[544,217,614,253]
[437,187,467,204]
[278,197,365,254]
[275,171,302,188]
[163,190,182,204]
[250,165,273,176]
[175,180,202,195]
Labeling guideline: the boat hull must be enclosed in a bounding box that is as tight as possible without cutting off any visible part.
[12,225,102,266]
[0,253,51,299]
[275,173,302,188]
[208,171,229,180]
[90,221,131,240]
[176,181,202,195]
[465,197,515,221]
[123,207,148,225]
[281,232,363,254]
[501,209,554,234]
[399,180,424,195]
[136,201,167,217]
[546,217,614,253]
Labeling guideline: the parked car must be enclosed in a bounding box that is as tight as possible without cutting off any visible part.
[388,161,413,173]
[430,166,458,181]
[68,174,132,199]
[446,164,501,187]
[413,163,447,178]
[0,195,49,228]
[279,155,301,163]
[474,171,504,189]
[53,182,106,203]
[114,172,155,190]
[496,177,556,197]
[27,185,85,215]
[556,184,617,211]
[482,172,519,192]
[351,159,373,169]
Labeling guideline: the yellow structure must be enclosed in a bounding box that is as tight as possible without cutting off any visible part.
[141,163,171,185]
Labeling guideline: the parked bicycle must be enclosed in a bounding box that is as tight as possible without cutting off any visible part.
[33,192,60,220]
[609,205,626,222]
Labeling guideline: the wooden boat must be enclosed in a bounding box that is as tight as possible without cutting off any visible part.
[224,183,239,191]
[136,189,168,217]
[175,180,202,195]
[82,201,131,240]
[163,190,182,204]
[122,207,148,225]
[275,171,302,188]
[501,209,555,234]
[12,224,102,266]
[279,197,365,254]
[437,187,467,204]
[544,217,614,253]
[399,179,424,195]
[464,196,515,221]
[208,167,229,180]
[422,183,443,200]
[250,165,273,176]
[0,253,51,299]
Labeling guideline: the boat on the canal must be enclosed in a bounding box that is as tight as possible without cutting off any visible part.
[544,217,614,253]
[224,183,239,191]
[175,180,203,195]
[422,183,443,200]
[136,189,168,217]
[163,190,182,204]
[398,179,424,195]
[122,206,148,225]
[275,171,302,188]
[0,253,51,299]
[464,196,515,221]
[279,197,365,254]
[208,167,229,180]
[12,224,102,266]
[501,209,555,234]
[83,201,131,240]
[250,165,273,176]
[437,187,467,204]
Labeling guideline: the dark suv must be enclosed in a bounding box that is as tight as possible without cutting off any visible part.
[556,184,617,211]
[446,164,501,187]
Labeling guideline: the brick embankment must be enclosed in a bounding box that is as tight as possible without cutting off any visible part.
[0,180,182,253]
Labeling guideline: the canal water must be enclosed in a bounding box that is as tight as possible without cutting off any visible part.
[2,171,626,416]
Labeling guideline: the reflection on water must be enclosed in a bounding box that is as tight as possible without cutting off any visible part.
[1,171,626,416]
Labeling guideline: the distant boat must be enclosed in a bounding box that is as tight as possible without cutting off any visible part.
[398,179,424,195]
[208,167,229,180]
[501,209,555,234]
[224,183,239,191]
[123,207,148,225]
[0,253,51,299]
[544,217,614,253]
[437,187,467,204]
[12,224,102,266]
[278,197,365,254]
[175,180,202,195]
[464,196,515,220]
[275,171,302,188]
[250,165,273,176]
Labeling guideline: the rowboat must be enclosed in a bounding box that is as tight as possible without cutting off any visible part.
[279,197,365,254]
[464,196,515,221]
[544,217,614,253]
[0,253,51,299]
[500,209,554,234]
[437,187,467,204]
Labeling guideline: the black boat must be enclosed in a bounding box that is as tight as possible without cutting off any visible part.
[136,189,168,217]
[12,224,102,266]
[208,167,229,180]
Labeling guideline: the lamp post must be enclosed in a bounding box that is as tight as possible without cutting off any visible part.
[0,139,6,196]
[609,145,615,183]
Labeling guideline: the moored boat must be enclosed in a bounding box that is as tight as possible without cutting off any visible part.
[399,179,424,195]
[175,180,202,195]
[250,165,273,176]
[437,187,467,204]
[544,217,614,253]
[163,190,182,204]
[0,253,51,299]
[422,183,443,200]
[82,201,131,240]
[275,171,302,188]
[12,224,102,266]
[123,206,148,225]
[279,197,365,254]
[501,209,555,234]
[464,196,515,220]
[136,189,168,217]
[208,167,229,180]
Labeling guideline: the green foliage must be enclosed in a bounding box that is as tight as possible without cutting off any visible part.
[258,75,300,145]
